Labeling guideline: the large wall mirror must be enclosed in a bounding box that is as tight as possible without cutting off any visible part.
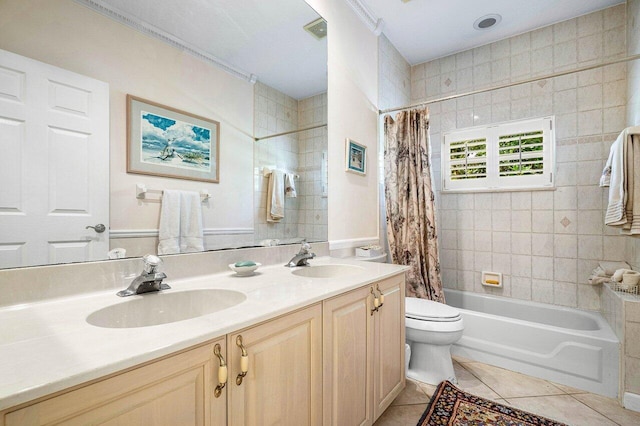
[0,0,327,269]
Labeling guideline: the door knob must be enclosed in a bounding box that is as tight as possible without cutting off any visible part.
[86,224,106,233]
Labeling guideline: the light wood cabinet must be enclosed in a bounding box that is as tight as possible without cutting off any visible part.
[323,275,405,425]
[1,272,406,426]
[227,303,323,426]
[372,275,405,420]
[3,337,227,426]
[323,284,373,426]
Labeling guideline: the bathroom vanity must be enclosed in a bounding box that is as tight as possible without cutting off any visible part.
[0,258,407,425]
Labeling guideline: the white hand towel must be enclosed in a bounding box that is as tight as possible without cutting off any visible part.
[605,131,627,225]
[179,191,204,253]
[267,170,285,222]
[600,146,613,187]
[285,173,297,198]
[612,268,635,282]
[158,190,181,255]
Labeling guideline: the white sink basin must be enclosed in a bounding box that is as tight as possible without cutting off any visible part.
[291,264,365,279]
[87,289,246,328]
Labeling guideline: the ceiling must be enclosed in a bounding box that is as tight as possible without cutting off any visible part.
[80,0,625,98]
[81,0,327,100]
[360,0,625,64]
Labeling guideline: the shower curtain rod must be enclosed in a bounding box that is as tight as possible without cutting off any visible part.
[254,123,327,141]
[379,53,640,116]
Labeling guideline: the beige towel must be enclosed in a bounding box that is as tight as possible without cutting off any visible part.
[605,128,640,230]
[623,134,640,234]
[266,170,284,222]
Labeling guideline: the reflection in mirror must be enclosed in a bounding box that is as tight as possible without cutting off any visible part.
[0,0,327,269]
[253,83,328,247]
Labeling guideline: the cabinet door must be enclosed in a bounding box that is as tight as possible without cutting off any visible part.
[227,304,322,426]
[372,275,406,421]
[4,339,224,426]
[323,285,373,426]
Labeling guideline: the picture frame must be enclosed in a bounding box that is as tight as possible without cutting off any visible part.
[127,95,220,183]
[345,138,366,175]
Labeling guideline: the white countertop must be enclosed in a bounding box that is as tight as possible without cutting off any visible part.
[0,257,407,411]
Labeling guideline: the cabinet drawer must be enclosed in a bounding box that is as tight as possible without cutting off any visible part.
[4,341,219,426]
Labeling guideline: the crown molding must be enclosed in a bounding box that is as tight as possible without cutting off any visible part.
[344,0,384,35]
[73,0,257,83]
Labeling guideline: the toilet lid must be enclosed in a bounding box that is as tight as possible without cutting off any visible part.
[405,298,461,322]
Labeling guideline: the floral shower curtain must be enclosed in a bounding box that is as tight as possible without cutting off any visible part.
[384,108,444,302]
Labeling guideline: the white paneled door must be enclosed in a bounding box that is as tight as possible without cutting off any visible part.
[0,49,109,268]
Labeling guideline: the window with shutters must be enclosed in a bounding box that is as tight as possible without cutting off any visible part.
[442,117,555,192]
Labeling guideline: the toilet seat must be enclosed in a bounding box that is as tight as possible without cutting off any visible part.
[405,298,461,322]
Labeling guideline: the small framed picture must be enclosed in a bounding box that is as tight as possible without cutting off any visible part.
[127,95,220,183]
[345,138,366,175]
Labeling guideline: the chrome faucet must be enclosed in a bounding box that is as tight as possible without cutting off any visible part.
[285,241,316,267]
[117,254,171,297]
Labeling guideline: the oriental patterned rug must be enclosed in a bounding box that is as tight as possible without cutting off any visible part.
[417,380,568,426]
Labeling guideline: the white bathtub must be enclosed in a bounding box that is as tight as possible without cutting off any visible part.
[444,289,620,398]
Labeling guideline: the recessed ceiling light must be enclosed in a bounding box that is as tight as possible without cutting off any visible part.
[473,14,502,30]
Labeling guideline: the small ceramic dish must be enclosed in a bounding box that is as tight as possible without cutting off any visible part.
[228,262,261,276]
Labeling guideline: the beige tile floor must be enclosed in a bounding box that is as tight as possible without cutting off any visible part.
[374,356,640,426]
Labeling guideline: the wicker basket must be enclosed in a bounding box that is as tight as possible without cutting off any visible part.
[609,281,640,295]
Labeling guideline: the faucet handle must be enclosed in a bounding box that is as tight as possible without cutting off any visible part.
[300,240,311,253]
[142,254,162,273]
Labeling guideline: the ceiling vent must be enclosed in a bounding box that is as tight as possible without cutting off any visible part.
[473,14,502,30]
[304,18,327,40]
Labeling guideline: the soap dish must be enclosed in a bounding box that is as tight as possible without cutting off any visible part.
[229,262,261,276]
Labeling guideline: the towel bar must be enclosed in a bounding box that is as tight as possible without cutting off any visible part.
[135,183,211,202]
[261,166,299,178]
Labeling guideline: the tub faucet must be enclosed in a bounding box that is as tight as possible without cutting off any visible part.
[117,254,171,297]
[285,241,316,267]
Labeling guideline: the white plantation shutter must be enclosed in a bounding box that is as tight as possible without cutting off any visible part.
[498,131,544,177]
[450,138,487,179]
[443,128,488,190]
[443,117,554,192]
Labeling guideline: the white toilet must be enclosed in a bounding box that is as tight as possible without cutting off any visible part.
[405,297,464,385]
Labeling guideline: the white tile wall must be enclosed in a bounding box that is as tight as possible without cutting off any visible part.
[415,4,628,310]
[627,0,640,267]
[379,35,411,111]
[253,83,327,243]
[297,93,328,241]
[379,34,412,260]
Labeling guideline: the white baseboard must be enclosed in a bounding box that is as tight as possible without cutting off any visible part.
[329,237,379,251]
[624,392,640,412]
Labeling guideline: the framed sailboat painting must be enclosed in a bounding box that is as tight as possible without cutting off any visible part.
[127,95,220,183]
